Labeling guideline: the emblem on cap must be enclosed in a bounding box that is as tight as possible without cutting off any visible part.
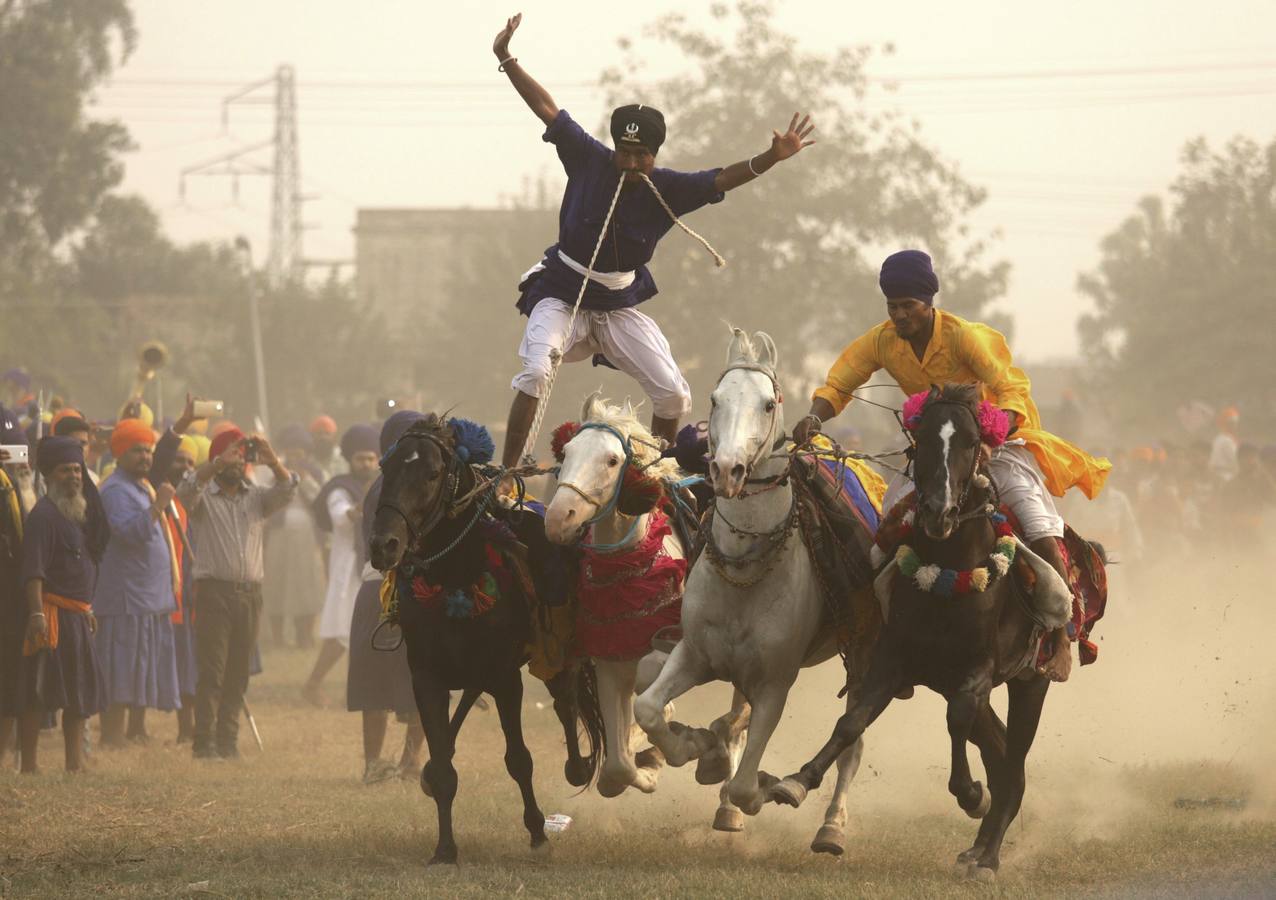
[622,122,641,143]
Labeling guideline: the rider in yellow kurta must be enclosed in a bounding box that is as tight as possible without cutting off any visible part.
[795,250,1111,681]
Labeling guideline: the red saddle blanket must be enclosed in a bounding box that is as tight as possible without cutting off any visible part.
[575,509,686,661]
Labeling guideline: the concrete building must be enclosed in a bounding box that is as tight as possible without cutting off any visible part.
[353,208,556,319]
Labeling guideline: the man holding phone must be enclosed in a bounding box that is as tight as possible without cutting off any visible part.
[177,424,296,759]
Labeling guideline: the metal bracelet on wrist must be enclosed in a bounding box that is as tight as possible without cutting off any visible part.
[498,56,517,72]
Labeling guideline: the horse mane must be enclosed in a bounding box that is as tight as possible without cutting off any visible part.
[725,325,778,375]
[583,397,681,481]
[387,413,453,466]
[934,383,981,415]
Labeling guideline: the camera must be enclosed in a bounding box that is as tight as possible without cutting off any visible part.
[192,400,224,419]
[0,444,29,464]
[243,437,260,464]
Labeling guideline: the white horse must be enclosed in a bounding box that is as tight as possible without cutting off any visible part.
[544,393,752,831]
[632,328,866,854]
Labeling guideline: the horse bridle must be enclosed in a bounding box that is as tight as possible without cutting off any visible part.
[375,429,465,554]
[556,421,665,551]
[912,399,991,525]
[707,362,789,494]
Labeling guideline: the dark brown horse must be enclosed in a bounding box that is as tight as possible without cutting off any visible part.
[769,384,1065,879]
[368,414,602,866]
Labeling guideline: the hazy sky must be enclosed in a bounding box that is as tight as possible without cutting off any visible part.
[95,0,1276,361]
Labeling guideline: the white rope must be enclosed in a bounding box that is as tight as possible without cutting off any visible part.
[519,171,727,463]
[636,172,727,268]
[520,175,627,463]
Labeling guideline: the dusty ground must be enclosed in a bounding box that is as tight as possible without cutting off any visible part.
[2,555,1274,898]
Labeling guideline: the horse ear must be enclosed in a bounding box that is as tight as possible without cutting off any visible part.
[582,390,604,422]
[754,332,778,371]
[621,397,636,419]
[726,326,751,365]
[927,384,942,401]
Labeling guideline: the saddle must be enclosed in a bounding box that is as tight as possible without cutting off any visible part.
[790,455,884,674]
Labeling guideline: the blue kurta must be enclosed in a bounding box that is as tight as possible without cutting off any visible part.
[93,471,180,710]
[95,472,176,616]
[517,109,724,316]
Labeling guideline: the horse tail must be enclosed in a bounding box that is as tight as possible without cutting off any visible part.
[573,659,605,790]
[449,687,484,740]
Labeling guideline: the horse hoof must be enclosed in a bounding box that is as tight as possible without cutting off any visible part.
[770,777,808,808]
[530,836,552,856]
[713,806,745,833]
[635,746,665,772]
[810,825,845,856]
[695,752,732,785]
[965,782,991,819]
[564,758,591,788]
[952,862,975,879]
[596,777,626,799]
[428,853,458,868]
[969,865,997,883]
[956,847,979,865]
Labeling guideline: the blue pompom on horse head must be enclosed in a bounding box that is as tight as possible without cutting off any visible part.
[449,418,495,465]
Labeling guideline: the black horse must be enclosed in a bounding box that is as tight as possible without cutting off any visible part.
[368,414,602,866]
[769,384,1067,879]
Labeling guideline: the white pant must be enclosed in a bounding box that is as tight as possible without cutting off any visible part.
[882,441,1064,543]
[512,299,693,420]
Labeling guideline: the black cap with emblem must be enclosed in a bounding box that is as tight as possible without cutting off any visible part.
[610,104,666,154]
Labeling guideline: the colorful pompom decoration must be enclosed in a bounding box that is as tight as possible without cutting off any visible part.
[551,421,581,462]
[890,513,1017,598]
[902,391,1011,448]
[616,467,665,517]
[450,418,495,465]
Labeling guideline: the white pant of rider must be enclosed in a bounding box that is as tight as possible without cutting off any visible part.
[511,298,693,420]
[882,440,1065,542]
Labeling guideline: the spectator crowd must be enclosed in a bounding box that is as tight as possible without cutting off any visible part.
[0,366,422,782]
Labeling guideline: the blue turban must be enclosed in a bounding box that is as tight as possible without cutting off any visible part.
[35,435,110,559]
[879,250,940,304]
[340,423,380,462]
[36,435,85,477]
[380,410,426,455]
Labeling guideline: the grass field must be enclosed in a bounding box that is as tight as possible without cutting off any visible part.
[2,561,1275,898]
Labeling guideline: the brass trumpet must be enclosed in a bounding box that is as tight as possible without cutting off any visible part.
[129,341,169,401]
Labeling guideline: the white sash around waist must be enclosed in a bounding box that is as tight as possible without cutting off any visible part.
[518,250,637,293]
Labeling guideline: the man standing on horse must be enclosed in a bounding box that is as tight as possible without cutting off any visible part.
[794,250,1111,682]
[493,13,817,469]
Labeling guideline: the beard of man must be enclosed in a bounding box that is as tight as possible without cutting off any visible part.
[215,463,245,489]
[14,467,37,512]
[49,476,88,523]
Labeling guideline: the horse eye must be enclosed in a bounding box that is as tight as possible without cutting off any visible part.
[765,400,776,413]
[607,456,620,467]
[709,396,718,408]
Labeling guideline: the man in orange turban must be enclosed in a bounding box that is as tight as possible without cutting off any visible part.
[110,418,156,461]
[97,417,178,746]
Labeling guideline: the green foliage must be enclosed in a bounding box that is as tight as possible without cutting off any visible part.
[1077,135,1276,434]
[0,0,136,283]
[596,1,1008,396]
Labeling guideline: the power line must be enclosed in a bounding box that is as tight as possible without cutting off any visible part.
[101,58,1276,90]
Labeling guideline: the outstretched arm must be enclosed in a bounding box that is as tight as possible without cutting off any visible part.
[714,113,816,193]
[494,13,559,127]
